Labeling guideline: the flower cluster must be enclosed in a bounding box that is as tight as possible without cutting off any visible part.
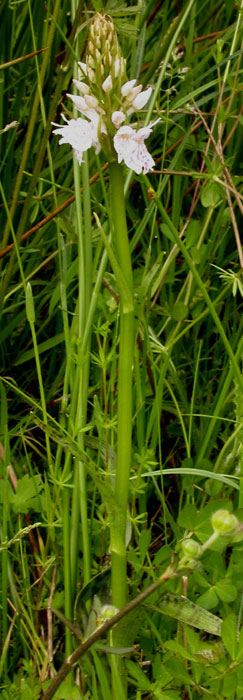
[52,13,159,174]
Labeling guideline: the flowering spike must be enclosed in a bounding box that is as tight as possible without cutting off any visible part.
[52,13,159,172]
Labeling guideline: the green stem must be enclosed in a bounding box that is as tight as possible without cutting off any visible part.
[29,321,52,471]
[109,162,134,611]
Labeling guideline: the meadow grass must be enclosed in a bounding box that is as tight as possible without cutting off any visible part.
[0,1,243,698]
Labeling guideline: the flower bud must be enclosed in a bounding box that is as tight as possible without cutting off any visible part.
[78,61,87,76]
[87,53,95,70]
[112,110,125,127]
[87,67,95,83]
[181,538,202,559]
[114,57,126,78]
[211,510,238,535]
[72,79,90,95]
[102,75,112,93]
[84,94,99,109]
[132,86,152,110]
[121,79,137,97]
[127,85,143,103]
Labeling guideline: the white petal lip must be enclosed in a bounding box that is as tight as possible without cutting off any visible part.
[113,119,160,175]
[52,118,93,152]
[52,114,101,162]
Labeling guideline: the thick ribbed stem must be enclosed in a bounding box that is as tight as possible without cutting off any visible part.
[109,161,134,611]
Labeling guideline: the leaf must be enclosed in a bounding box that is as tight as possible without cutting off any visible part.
[185,220,201,248]
[177,503,197,529]
[201,182,222,207]
[160,223,174,242]
[190,244,208,264]
[56,680,82,699]
[164,640,196,662]
[165,658,193,685]
[221,613,237,659]
[196,588,219,610]
[171,302,188,320]
[126,659,151,690]
[11,474,43,513]
[222,670,238,697]
[158,694,181,700]
[156,594,222,635]
[214,580,237,602]
[236,624,243,662]
[139,529,151,565]
[128,548,141,573]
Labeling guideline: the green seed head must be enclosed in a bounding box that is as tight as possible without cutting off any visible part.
[181,538,202,559]
[96,604,119,628]
[211,509,238,535]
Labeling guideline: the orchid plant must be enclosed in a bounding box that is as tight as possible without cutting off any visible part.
[52,12,160,661]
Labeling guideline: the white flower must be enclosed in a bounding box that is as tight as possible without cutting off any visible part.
[113,119,160,175]
[121,79,152,114]
[66,93,106,153]
[52,115,94,164]
[112,111,125,127]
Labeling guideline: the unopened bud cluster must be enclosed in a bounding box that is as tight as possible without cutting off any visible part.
[86,13,124,86]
